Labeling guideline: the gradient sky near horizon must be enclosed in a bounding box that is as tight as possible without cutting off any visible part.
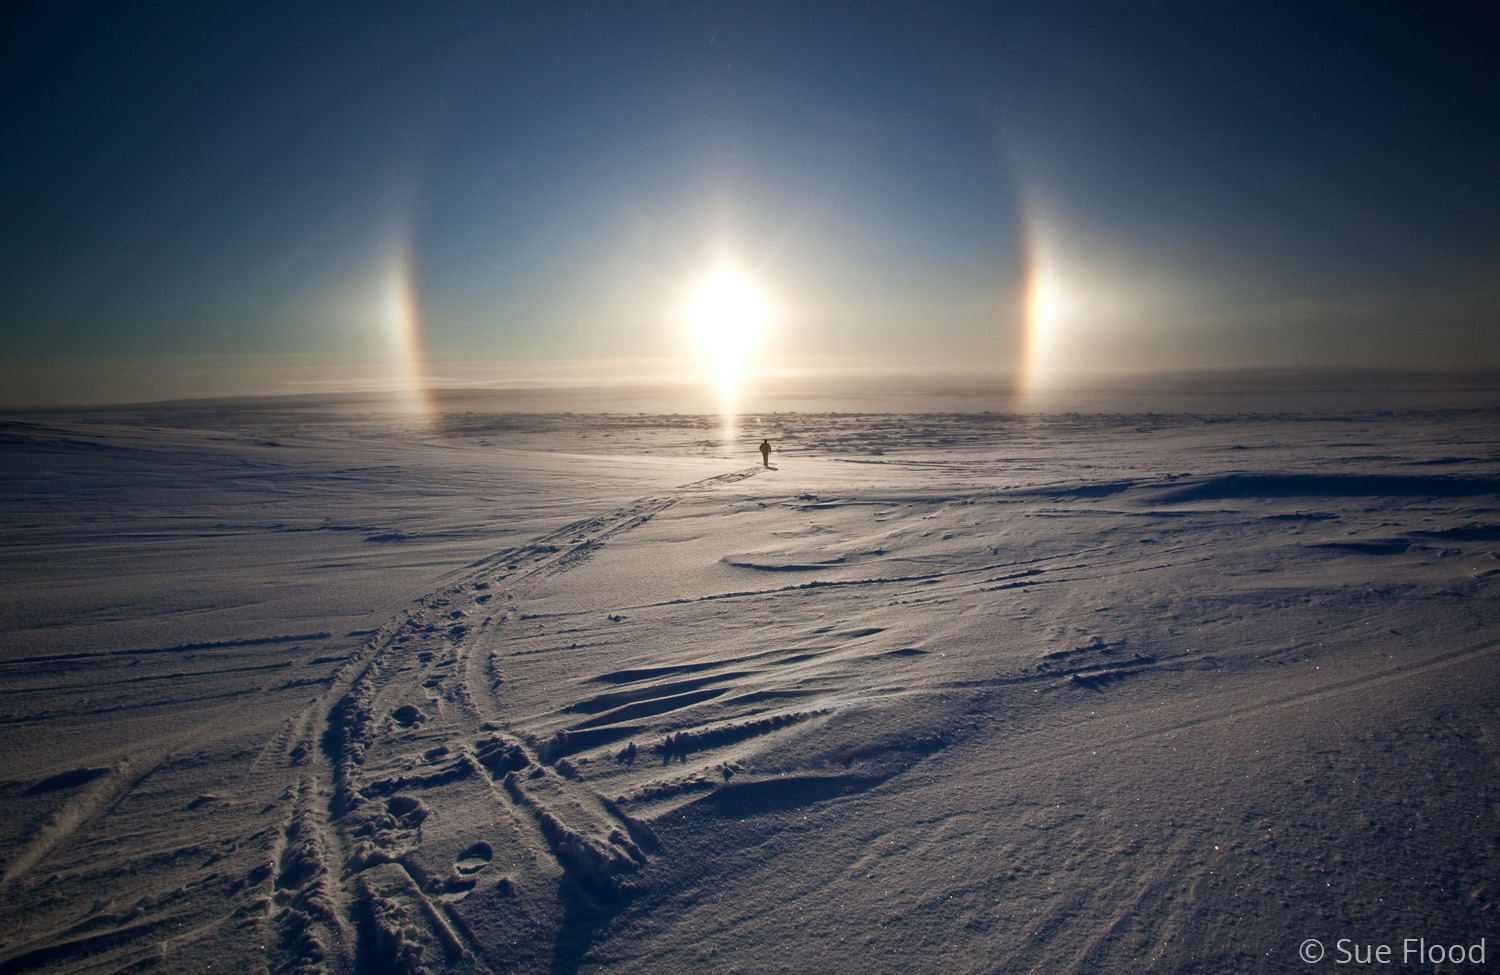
[2,2,1499,406]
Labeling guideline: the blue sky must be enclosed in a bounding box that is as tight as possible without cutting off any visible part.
[2,2,1498,405]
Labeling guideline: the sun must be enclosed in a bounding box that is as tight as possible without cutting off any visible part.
[683,264,770,400]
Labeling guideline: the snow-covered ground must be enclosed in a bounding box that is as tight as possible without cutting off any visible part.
[2,396,1498,974]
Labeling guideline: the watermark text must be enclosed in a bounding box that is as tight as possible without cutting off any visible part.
[1298,938,1487,965]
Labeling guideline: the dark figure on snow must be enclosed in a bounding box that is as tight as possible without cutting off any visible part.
[759,440,772,467]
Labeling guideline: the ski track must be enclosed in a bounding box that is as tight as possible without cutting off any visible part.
[248,467,780,974]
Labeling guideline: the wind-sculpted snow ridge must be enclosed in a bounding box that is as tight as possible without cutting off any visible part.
[2,406,1500,973]
[1153,471,1500,502]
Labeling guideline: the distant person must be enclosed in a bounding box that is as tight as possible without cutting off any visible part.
[759,439,772,468]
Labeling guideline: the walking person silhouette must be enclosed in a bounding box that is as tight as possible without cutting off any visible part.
[759,439,772,468]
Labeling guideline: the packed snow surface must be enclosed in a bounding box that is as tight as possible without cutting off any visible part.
[2,401,1498,973]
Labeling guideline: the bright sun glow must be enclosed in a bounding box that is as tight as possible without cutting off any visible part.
[684,265,770,402]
